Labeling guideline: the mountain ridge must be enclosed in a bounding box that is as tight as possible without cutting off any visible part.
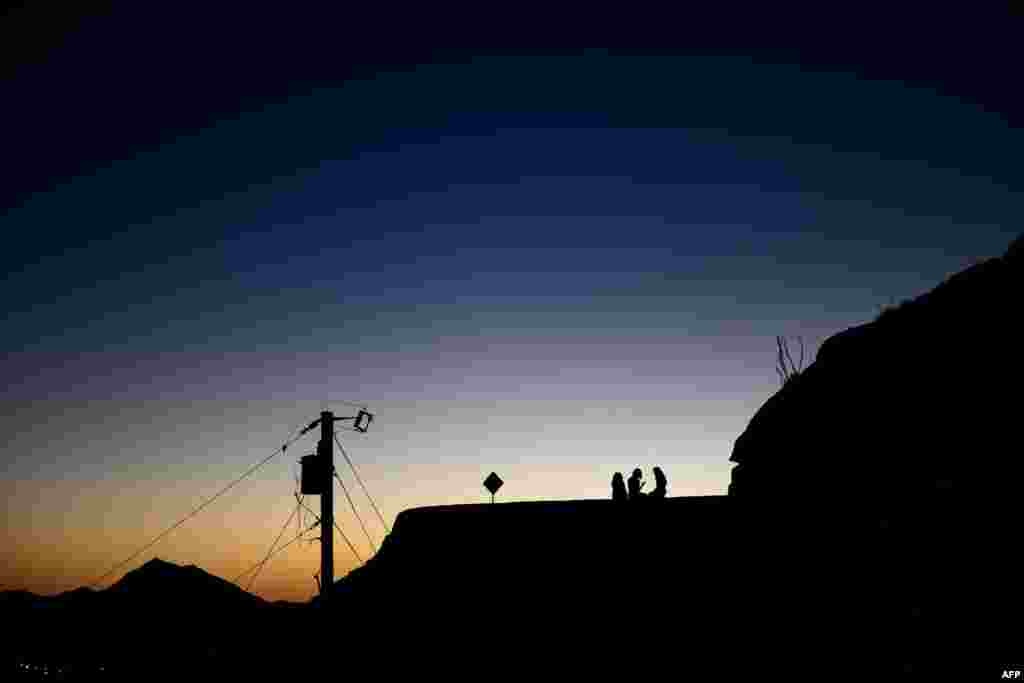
[103,556,267,610]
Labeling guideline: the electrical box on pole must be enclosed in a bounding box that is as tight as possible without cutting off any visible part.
[300,454,328,495]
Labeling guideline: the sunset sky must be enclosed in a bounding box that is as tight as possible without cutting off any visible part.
[2,5,1021,602]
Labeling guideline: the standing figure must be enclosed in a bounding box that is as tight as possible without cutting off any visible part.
[627,468,645,501]
[611,472,628,502]
[650,466,668,499]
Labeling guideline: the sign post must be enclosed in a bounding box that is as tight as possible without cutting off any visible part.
[483,472,504,504]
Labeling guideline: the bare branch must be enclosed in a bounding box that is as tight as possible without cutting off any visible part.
[776,336,789,386]
[782,336,795,374]
[775,334,809,386]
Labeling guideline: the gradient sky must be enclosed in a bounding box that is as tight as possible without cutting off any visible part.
[2,6,1021,601]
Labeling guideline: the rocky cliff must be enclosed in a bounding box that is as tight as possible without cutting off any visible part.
[731,233,1024,507]
[728,233,1024,677]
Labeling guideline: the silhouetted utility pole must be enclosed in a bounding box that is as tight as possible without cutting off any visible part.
[299,407,374,606]
[319,411,334,605]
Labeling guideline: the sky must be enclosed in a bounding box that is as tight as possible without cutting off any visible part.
[2,4,1022,602]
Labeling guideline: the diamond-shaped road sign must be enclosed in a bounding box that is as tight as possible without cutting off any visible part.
[483,472,504,497]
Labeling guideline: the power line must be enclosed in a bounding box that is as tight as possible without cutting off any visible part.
[245,500,302,593]
[292,468,304,536]
[333,519,363,566]
[89,429,310,589]
[233,520,320,584]
[296,492,362,564]
[334,434,390,534]
[333,467,377,554]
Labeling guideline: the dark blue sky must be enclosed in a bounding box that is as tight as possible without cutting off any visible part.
[5,54,1019,354]
[2,4,1021,598]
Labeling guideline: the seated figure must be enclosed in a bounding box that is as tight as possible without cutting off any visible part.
[650,466,667,499]
[611,472,628,502]
[627,468,645,500]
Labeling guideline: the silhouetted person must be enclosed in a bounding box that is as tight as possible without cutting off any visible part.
[627,468,645,500]
[611,472,628,502]
[650,466,667,499]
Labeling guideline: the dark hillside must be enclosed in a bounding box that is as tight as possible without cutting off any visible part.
[728,233,1024,677]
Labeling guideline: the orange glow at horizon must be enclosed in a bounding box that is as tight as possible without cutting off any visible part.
[2,398,739,603]
[3,469,730,603]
